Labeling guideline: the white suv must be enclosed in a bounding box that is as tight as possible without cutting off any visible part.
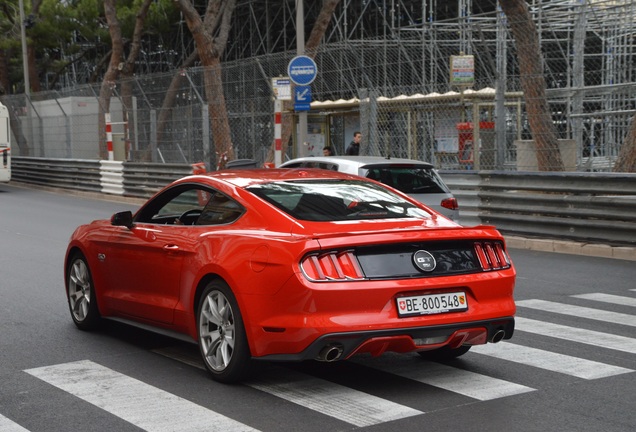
[280,156,459,222]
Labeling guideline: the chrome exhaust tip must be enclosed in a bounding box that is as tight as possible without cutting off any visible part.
[490,329,506,343]
[317,344,344,362]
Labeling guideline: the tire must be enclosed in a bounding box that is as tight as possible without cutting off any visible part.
[417,345,471,361]
[66,252,101,330]
[197,280,251,383]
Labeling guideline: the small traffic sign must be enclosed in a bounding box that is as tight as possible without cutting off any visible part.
[271,77,291,100]
[288,56,318,86]
[294,86,312,103]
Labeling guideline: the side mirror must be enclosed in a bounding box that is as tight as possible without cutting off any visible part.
[111,211,134,229]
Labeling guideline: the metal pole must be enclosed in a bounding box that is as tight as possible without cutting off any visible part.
[495,4,507,170]
[296,0,308,157]
[19,0,34,156]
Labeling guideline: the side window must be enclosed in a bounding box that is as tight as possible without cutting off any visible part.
[156,189,204,219]
[135,185,238,225]
[316,162,339,171]
[196,191,244,225]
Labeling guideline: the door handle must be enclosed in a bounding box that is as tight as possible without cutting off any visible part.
[163,244,180,251]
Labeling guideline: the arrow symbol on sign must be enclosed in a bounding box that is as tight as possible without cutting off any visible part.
[296,88,310,101]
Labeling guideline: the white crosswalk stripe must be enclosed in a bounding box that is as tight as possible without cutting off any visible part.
[353,357,535,401]
[470,342,632,379]
[25,360,260,432]
[0,414,29,432]
[515,316,636,355]
[155,345,423,427]
[516,299,636,327]
[247,369,422,427]
[571,293,636,308]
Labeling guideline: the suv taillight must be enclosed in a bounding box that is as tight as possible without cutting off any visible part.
[474,242,511,271]
[300,250,365,282]
[441,197,458,210]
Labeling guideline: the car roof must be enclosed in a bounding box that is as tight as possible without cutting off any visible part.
[281,155,435,169]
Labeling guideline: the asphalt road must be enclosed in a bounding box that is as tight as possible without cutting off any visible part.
[1,183,635,432]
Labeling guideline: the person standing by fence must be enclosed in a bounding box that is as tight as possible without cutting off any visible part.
[346,131,361,155]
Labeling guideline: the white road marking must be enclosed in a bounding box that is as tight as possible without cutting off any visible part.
[515,316,636,355]
[25,360,260,432]
[0,415,30,432]
[471,342,632,379]
[516,299,636,327]
[355,358,535,401]
[247,369,422,427]
[571,293,636,308]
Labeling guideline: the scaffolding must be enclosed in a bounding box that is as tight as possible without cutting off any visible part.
[11,0,636,170]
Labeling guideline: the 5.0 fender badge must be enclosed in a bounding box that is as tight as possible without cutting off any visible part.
[412,250,436,272]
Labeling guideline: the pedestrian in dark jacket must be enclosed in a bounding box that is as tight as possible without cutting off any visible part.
[345,131,362,155]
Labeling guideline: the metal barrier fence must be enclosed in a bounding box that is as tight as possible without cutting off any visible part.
[10,157,193,199]
[10,156,636,246]
[476,171,636,245]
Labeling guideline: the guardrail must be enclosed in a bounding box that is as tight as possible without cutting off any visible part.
[9,157,636,245]
[476,171,636,246]
[11,157,103,193]
[11,156,194,199]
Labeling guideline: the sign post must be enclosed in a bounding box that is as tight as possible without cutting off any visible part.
[288,55,317,156]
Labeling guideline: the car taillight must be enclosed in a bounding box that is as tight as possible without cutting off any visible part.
[300,250,365,282]
[474,241,511,271]
[441,197,458,210]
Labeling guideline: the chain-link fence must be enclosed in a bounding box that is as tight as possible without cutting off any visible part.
[2,0,635,172]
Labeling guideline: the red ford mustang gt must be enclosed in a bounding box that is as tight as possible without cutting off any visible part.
[65,168,516,382]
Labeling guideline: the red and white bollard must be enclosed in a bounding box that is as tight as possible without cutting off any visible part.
[105,113,113,161]
[274,99,282,167]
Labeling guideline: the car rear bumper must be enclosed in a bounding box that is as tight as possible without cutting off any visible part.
[255,317,514,362]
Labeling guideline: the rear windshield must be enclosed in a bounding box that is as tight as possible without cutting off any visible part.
[246,179,431,221]
[362,166,449,194]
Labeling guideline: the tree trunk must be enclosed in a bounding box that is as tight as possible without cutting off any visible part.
[26,0,44,93]
[614,116,636,172]
[98,0,124,159]
[153,50,199,161]
[267,0,341,164]
[176,0,237,169]
[119,0,153,161]
[500,0,564,171]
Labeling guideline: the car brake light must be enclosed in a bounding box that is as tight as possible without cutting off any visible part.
[441,197,458,210]
[300,251,365,282]
[474,241,511,271]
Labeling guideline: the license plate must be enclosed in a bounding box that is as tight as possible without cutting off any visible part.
[396,291,468,317]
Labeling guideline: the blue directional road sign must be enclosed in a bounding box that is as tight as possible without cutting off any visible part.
[288,55,318,86]
[294,85,312,112]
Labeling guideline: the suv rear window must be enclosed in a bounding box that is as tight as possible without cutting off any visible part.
[363,166,449,194]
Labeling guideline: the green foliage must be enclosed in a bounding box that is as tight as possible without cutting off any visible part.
[0,0,179,93]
